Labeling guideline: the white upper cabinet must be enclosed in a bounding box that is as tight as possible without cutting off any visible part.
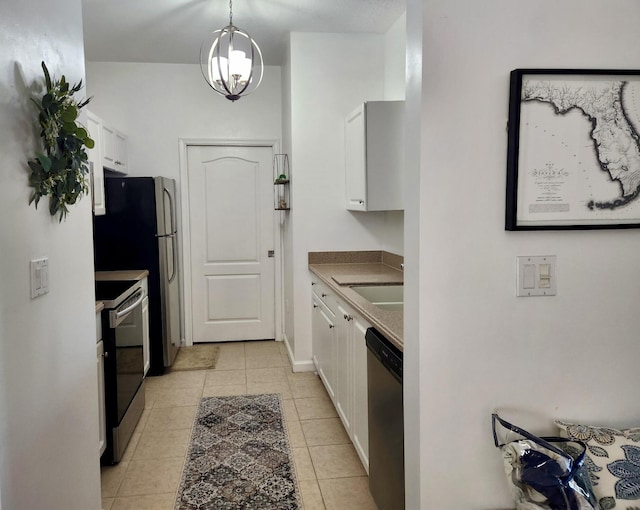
[344,101,405,211]
[101,122,128,174]
[86,111,106,215]
[345,105,367,210]
[114,129,128,173]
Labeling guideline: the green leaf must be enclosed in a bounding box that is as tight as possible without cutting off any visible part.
[61,121,77,134]
[60,106,78,122]
[84,137,95,150]
[50,156,65,172]
[41,61,52,90]
[30,97,43,112]
[42,93,53,110]
[49,197,59,216]
[76,127,88,140]
[36,153,52,172]
[28,159,42,173]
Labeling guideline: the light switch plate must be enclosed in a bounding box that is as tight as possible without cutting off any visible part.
[30,257,49,298]
[516,255,556,297]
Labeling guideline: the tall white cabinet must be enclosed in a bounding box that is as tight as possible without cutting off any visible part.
[344,101,405,211]
[86,111,106,216]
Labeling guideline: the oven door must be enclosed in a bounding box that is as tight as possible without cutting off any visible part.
[109,288,146,424]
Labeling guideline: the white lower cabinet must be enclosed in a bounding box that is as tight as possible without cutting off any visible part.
[311,278,370,472]
[336,303,353,434]
[142,295,150,376]
[312,285,337,401]
[96,338,106,457]
[351,316,370,471]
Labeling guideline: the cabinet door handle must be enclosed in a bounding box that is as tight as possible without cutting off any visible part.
[311,282,317,286]
[321,293,328,298]
[313,304,318,309]
[329,324,334,329]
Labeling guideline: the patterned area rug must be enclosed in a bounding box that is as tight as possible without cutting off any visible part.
[170,344,220,372]
[175,394,301,510]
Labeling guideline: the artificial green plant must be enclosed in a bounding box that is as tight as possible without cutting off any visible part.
[27,61,94,221]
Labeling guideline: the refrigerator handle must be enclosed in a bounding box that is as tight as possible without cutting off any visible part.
[163,187,176,234]
[162,185,178,284]
[169,233,178,284]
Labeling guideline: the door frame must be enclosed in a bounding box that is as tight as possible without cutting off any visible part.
[178,138,283,346]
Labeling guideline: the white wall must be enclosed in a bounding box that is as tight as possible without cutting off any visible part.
[286,32,405,364]
[384,12,407,101]
[281,38,295,357]
[403,1,423,508]
[380,13,407,257]
[410,1,640,507]
[0,0,101,508]
[85,62,282,185]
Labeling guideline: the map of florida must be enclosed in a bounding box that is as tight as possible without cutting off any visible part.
[522,79,640,210]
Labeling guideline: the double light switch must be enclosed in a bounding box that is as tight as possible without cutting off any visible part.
[517,255,556,297]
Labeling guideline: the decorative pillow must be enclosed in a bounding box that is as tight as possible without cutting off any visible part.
[556,420,640,510]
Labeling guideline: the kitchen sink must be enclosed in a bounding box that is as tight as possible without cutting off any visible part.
[350,285,403,311]
[373,302,404,312]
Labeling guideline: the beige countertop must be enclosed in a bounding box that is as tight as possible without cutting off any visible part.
[309,251,403,351]
[95,269,149,281]
[95,270,149,313]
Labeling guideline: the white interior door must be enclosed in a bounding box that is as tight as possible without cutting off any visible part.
[186,145,275,342]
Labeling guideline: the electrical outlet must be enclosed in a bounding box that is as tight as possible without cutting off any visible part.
[30,257,49,298]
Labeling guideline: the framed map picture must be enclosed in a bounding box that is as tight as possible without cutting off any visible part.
[505,68,640,230]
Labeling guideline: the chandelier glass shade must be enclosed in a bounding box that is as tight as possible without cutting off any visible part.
[200,1,263,101]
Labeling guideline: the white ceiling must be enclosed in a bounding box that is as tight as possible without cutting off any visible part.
[81,0,406,66]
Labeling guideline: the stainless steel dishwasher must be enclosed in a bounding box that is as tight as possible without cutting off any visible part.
[366,327,404,510]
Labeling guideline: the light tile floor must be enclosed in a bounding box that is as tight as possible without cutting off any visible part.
[101,340,378,510]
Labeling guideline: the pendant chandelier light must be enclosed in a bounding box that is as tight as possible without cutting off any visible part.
[200,0,264,101]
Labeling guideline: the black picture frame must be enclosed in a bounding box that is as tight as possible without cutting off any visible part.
[505,68,640,230]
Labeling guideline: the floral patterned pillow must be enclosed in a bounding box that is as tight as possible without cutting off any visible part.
[556,420,640,510]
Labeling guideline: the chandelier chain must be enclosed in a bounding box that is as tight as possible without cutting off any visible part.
[229,0,233,25]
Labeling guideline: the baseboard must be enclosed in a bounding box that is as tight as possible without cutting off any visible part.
[283,333,316,373]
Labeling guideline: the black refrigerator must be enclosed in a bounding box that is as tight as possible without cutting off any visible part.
[93,176,180,375]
